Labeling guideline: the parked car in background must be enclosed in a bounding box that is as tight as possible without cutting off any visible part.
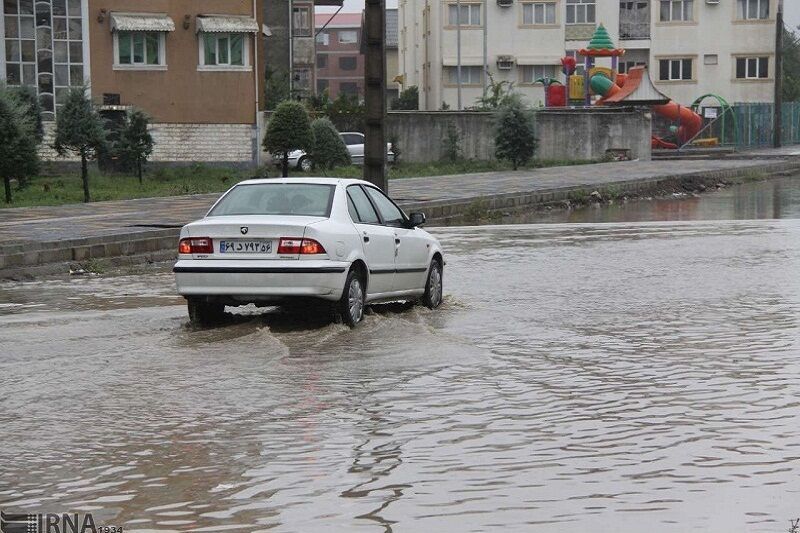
[285,132,395,171]
[174,178,444,327]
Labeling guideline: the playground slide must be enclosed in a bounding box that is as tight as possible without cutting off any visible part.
[651,102,703,147]
[590,71,703,149]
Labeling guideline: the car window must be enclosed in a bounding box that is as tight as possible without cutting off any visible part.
[209,183,334,217]
[342,134,363,146]
[365,186,405,226]
[347,186,380,224]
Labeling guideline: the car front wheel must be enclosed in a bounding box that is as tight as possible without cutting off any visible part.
[422,259,443,309]
[299,156,313,172]
[339,269,365,327]
[187,297,226,326]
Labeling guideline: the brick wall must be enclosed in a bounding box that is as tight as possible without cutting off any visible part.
[39,122,255,164]
[149,123,254,163]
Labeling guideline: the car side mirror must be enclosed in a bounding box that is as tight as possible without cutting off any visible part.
[409,211,426,227]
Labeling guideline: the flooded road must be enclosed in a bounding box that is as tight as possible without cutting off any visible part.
[2,177,800,532]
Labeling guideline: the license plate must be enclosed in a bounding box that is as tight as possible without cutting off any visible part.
[219,240,272,254]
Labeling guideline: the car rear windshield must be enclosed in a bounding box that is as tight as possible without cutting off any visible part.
[209,183,335,217]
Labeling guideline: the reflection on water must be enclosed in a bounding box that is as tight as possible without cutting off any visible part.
[492,175,800,225]
[1,178,800,532]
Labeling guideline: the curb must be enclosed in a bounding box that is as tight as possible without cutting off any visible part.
[2,160,799,280]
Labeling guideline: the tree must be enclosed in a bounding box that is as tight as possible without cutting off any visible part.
[783,26,800,102]
[494,95,537,170]
[263,100,313,177]
[310,117,351,171]
[8,85,43,188]
[264,66,290,110]
[0,85,39,203]
[391,86,419,110]
[53,86,107,203]
[474,74,516,110]
[441,121,462,163]
[327,93,365,133]
[117,109,154,184]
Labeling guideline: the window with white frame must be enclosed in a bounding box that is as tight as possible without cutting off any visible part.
[659,0,693,22]
[200,33,248,68]
[658,58,693,81]
[522,2,556,25]
[736,56,769,79]
[446,66,483,85]
[447,3,482,26]
[521,65,557,83]
[292,6,311,37]
[115,31,164,67]
[316,31,330,46]
[566,0,595,24]
[338,30,358,44]
[737,0,769,20]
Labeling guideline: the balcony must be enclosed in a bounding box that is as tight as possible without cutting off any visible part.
[619,1,650,40]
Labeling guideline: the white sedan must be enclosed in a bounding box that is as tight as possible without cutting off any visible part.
[174,178,444,326]
[287,132,395,171]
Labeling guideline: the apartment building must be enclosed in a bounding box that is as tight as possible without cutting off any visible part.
[398,0,779,110]
[263,0,343,100]
[315,12,363,98]
[1,0,265,164]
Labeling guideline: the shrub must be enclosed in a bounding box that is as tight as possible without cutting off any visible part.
[391,86,419,110]
[0,85,39,203]
[441,122,462,163]
[53,86,107,202]
[310,117,351,171]
[494,95,537,170]
[474,74,516,110]
[263,100,313,177]
[327,93,364,133]
[117,109,154,184]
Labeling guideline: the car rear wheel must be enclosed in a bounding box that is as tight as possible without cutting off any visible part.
[339,269,365,327]
[299,156,313,172]
[187,297,226,326]
[422,259,443,309]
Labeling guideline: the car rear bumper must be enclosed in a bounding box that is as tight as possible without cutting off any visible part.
[174,259,350,302]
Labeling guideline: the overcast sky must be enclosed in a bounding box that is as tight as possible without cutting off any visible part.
[319,0,800,31]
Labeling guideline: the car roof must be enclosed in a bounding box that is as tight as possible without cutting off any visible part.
[234,177,376,187]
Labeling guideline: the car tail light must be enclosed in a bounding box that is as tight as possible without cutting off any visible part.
[278,238,326,255]
[179,237,213,254]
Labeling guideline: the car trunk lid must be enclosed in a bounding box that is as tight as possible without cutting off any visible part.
[186,215,326,260]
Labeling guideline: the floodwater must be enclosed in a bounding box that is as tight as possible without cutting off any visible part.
[1,177,800,532]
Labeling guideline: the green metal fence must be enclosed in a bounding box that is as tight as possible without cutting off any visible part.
[659,102,800,149]
[729,102,800,148]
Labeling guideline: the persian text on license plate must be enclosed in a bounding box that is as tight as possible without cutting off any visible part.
[219,240,272,254]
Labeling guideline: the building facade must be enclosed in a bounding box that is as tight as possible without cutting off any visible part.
[398,0,779,110]
[1,0,265,164]
[315,12,363,99]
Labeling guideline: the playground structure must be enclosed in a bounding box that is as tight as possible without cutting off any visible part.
[543,25,738,150]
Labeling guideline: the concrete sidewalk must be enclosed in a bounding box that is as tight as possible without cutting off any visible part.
[2,155,799,278]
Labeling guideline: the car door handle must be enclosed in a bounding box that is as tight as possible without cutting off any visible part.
[395,238,401,245]
[363,235,370,243]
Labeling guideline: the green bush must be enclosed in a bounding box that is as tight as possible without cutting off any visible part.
[391,86,419,110]
[441,122,462,163]
[493,95,537,170]
[263,100,313,177]
[310,118,351,172]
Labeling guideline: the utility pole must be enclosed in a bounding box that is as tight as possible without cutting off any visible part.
[457,0,462,110]
[774,0,784,148]
[482,0,488,99]
[363,0,388,190]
